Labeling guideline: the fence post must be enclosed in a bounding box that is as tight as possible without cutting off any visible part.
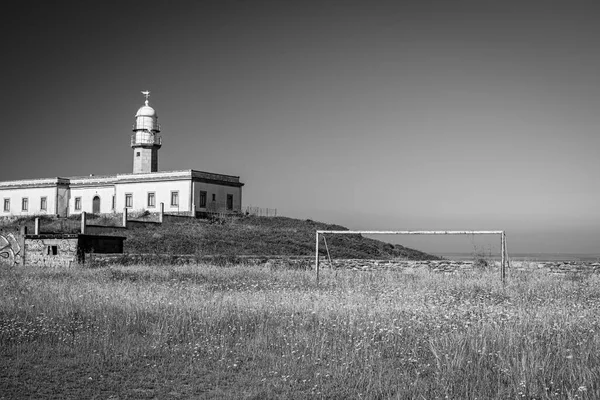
[501,231,506,284]
[34,217,40,235]
[122,208,128,228]
[20,226,27,265]
[159,203,164,223]
[80,212,86,234]
[315,231,320,285]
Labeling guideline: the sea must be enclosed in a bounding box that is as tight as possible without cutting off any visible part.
[432,252,600,262]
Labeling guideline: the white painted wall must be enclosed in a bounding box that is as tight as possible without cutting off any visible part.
[0,187,60,217]
[0,172,242,218]
[193,182,242,211]
[115,180,191,213]
[68,186,117,215]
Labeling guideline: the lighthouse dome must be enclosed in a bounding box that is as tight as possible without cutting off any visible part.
[136,104,157,118]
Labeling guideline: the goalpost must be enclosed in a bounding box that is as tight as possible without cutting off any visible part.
[315,230,509,283]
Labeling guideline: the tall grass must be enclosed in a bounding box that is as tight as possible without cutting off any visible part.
[1,265,599,399]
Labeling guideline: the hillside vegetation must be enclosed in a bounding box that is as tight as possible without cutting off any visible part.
[125,215,438,259]
[1,214,438,260]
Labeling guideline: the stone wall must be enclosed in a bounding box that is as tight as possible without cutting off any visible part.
[22,234,125,267]
[24,237,79,268]
[86,254,313,268]
[39,253,600,275]
[509,260,600,275]
[317,259,600,275]
[319,259,485,272]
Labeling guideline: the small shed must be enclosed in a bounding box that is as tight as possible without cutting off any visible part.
[24,233,125,267]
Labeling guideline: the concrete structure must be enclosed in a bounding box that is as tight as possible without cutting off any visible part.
[23,233,125,267]
[0,92,244,218]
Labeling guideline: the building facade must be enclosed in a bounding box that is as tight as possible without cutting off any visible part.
[0,93,244,217]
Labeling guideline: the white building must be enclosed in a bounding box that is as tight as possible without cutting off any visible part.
[0,93,244,218]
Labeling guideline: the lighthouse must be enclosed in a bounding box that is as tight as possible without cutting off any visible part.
[131,91,162,173]
[0,90,244,218]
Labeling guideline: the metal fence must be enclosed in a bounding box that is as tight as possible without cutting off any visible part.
[243,206,278,217]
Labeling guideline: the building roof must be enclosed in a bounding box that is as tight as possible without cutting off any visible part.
[0,177,70,189]
[0,169,244,189]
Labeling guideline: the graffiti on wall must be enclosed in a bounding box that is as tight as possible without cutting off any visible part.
[26,239,78,253]
[0,233,21,265]
[25,238,79,267]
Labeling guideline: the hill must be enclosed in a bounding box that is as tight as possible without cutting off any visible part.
[1,214,439,260]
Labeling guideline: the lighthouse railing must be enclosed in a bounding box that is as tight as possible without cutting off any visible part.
[131,134,162,146]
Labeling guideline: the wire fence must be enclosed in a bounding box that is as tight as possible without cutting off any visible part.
[243,206,278,217]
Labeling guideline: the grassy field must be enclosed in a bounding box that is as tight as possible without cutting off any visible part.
[1,264,599,399]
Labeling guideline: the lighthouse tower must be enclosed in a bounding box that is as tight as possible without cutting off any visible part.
[131,91,162,173]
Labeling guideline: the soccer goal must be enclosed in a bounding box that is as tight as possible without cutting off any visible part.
[315,230,509,282]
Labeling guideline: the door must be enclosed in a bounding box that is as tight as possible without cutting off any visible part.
[92,196,101,213]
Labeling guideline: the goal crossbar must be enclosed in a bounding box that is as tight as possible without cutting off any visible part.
[315,230,509,283]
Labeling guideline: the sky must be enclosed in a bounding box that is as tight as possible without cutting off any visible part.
[2,0,600,254]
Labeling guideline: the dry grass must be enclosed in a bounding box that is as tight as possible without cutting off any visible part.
[1,264,599,399]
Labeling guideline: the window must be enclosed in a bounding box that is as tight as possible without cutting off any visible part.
[3,199,9,212]
[212,193,216,202]
[148,192,155,207]
[47,246,58,256]
[171,191,179,206]
[199,191,207,208]
[75,197,81,211]
[227,194,233,210]
[40,197,47,211]
[125,194,133,208]
[112,195,115,210]
[22,198,28,212]
[136,152,141,157]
